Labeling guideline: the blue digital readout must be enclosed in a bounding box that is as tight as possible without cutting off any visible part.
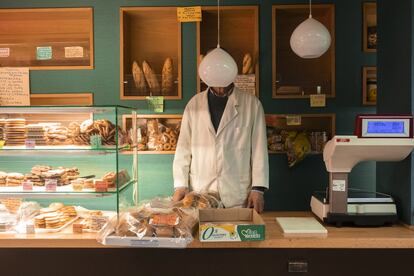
[367,121,405,134]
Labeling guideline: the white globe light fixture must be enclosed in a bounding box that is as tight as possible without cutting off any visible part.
[290,0,331,59]
[198,0,238,87]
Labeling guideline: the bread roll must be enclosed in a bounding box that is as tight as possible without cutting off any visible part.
[142,61,161,95]
[242,53,253,75]
[132,61,147,91]
[161,57,174,95]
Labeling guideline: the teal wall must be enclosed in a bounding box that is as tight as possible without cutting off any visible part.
[0,0,376,211]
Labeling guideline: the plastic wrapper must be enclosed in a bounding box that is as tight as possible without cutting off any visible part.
[97,197,198,246]
[176,191,223,209]
[283,131,311,167]
[146,119,159,150]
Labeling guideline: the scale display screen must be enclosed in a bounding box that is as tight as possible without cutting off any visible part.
[367,121,405,134]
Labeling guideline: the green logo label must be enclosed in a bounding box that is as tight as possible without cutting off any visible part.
[238,225,265,241]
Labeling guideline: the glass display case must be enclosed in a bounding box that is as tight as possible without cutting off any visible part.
[0,106,138,222]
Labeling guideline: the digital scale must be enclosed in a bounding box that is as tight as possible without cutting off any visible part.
[311,115,414,226]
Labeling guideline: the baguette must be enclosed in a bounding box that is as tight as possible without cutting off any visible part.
[132,61,147,91]
[142,60,161,95]
[242,53,253,75]
[161,57,174,95]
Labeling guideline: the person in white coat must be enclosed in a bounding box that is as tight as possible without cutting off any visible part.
[172,82,269,212]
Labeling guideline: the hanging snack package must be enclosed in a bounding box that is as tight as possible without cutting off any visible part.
[146,119,159,150]
[98,197,200,248]
[284,131,311,167]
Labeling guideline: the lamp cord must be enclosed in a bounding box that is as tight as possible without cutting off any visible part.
[309,0,313,18]
[217,0,220,48]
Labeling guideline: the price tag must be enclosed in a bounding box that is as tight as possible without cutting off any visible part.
[286,115,302,126]
[94,180,108,193]
[25,139,36,149]
[45,179,57,192]
[36,46,52,60]
[64,46,84,58]
[177,6,202,22]
[310,94,326,107]
[22,181,33,191]
[146,96,164,113]
[0,48,10,58]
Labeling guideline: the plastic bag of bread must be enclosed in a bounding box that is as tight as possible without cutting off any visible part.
[146,119,159,150]
[97,197,198,245]
[176,191,223,209]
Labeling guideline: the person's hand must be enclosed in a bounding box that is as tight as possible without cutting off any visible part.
[172,187,189,202]
[247,191,264,213]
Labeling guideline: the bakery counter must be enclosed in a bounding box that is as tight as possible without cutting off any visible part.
[1,212,414,249]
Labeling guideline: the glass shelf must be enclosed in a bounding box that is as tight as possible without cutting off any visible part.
[0,180,135,199]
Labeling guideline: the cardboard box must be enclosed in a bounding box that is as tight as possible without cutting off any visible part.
[199,208,265,242]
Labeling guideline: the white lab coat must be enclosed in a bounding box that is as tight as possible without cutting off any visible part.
[173,88,269,208]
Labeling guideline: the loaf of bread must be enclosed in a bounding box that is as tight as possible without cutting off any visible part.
[142,60,161,94]
[132,61,147,91]
[242,53,253,75]
[161,57,174,95]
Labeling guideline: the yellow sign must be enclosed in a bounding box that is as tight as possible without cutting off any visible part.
[177,6,202,22]
[310,94,326,107]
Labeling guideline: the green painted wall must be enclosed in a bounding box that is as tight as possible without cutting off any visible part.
[0,0,376,211]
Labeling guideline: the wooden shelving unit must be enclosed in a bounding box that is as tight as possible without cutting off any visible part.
[362,66,377,105]
[272,4,335,99]
[123,114,182,154]
[30,93,93,106]
[197,6,259,95]
[363,2,377,53]
[0,8,94,70]
[120,7,182,100]
[266,113,335,154]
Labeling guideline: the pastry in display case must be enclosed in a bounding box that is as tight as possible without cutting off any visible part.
[123,114,182,153]
[0,106,138,234]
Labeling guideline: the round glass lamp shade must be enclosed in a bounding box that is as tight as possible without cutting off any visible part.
[290,17,331,59]
[198,47,238,87]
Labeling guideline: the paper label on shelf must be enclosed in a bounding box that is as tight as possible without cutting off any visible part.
[177,6,202,22]
[64,46,84,58]
[36,46,52,60]
[0,48,10,58]
[286,115,301,126]
[0,67,30,106]
[332,179,346,192]
[146,96,164,113]
[25,139,36,149]
[234,74,256,95]
[22,181,33,191]
[310,94,326,107]
[45,179,57,192]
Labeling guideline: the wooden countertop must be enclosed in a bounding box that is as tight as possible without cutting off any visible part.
[1,212,414,249]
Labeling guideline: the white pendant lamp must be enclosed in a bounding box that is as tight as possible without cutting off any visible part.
[290,0,331,59]
[198,0,238,87]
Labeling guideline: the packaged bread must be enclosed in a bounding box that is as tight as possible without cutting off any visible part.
[161,57,174,95]
[132,61,147,91]
[142,61,160,95]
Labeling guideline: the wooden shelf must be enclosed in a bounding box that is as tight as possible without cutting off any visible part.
[0,8,94,70]
[363,3,377,53]
[30,93,93,106]
[120,7,182,100]
[123,114,182,153]
[197,6,259,95]
[362,66,377,106]
[272,5,335,99]
[266,113,336,154]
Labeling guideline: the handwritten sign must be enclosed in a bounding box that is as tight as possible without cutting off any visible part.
[65,46,84,58]
[0,67,30,106]
[146,96,164,113]
[177,6,202,22]
[0,48,10,58]
[310,94,326,107]
[234,74,256,95]
[36,46,52,60]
